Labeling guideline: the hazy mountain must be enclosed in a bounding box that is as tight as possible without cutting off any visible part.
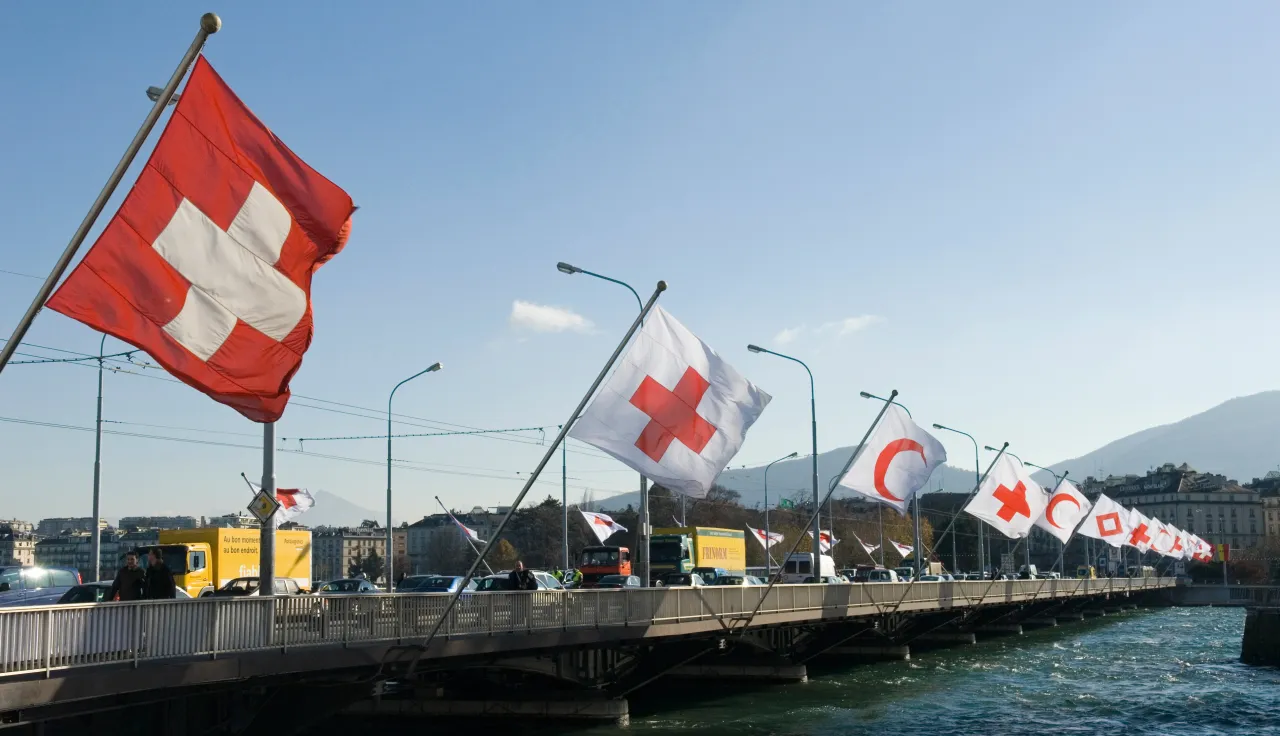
[597,390,1280,510]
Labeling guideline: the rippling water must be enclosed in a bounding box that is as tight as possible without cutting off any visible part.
[593,607,1278,736]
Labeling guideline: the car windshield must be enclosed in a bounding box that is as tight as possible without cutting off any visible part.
[581,549,620,566]
[665,575,692,585]
[321,580,360,592]
[650,541,684,563]
[223,579,257,593]
[416,576,454,589]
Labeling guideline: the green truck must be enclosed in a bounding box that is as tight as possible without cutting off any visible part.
[649,527,746,583]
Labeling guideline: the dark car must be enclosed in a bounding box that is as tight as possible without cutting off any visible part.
[315,579,378,595]
[0,566,83,607]
[56,581,193,604]
[595,574,641,589]
[396,575,476,593]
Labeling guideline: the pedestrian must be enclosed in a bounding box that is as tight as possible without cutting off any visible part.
[508,561,537,591]
[107,550,146,602]
[144,548,178,599]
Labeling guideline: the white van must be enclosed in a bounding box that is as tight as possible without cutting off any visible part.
[862,568,899,583]
[781,553,835,583]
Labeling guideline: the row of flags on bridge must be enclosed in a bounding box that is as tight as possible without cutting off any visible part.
[24,54,1220,569]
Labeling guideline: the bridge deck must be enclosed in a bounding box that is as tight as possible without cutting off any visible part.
[0,577,1171,713]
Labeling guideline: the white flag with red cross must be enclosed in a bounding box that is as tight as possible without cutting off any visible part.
[850,531,880,557]
[889,539,914,558]
[1032,478,1092,544]
[1150,519,1179,557]
[580,510,628,544]
[1171,529,1190,560]
[274,488,315,526]
[1192,536,1213,562]
[834,405,947,515]
[1123,508,1155,552]
[1076,493,1130,548]
[963,454,1048,539]
[568,306,771,498]
[807,530,840,552]
[747,525,784,550]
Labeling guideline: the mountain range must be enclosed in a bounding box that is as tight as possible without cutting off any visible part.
[599,390,1280,510]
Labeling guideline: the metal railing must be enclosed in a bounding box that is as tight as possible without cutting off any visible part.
[0,577,1172,678]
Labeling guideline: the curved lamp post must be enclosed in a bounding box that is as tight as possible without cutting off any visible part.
[933,423,983,574]
[763,451,798,576]
[387,362,442,587]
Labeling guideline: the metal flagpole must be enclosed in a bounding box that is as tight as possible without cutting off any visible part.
[260,422,277,597]
[435,496,493,575]
[412,281,667,658]
[878,504,885,567]
[913,496,923,577]
[735,390,899,629]
[90,334,107,582]
[0,13,221,375]
[560,426,568,571]
[1046,472,1071,574]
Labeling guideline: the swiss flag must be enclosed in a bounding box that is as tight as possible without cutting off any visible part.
[46,58,354,422]
[962,453,1047,539]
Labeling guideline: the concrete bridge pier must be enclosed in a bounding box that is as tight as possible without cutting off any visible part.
[970,624,1023,637]
[913,630,978,647]
[1057,612,1086,622]
[1021,617,1058,629]
[345,691,630,726]
[1241,607,1280,666]
[824,644,911,661]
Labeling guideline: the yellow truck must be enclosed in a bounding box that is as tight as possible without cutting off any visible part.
[650,527,746,582]
[148,528,312,597]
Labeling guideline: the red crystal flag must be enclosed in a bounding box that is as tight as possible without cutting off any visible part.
[47,58,354,422]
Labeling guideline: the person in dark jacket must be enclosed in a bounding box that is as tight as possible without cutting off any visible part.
[144,548,177,599]
[508,561,537,591]
[107,551,146,601]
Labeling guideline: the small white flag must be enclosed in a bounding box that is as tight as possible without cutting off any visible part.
[747,525,783,550]
[806,530,840,552]
[445,509,485,543]
[850,531,879,557]
[580,509,628,544]
[889,539,914,558]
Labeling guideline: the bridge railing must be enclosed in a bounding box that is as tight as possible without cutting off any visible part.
[0,577,1172,678]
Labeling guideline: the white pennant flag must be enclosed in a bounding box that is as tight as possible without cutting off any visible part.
[889,539,914,558]
[1076,493,1130,549]
[580,509,628,544]
[747,525,783,550]
[444,509,485,543]
[963,454,1048,539]
[834,405,947,514]
[850,531,879,557]
[806,530,840,552]
[1033,478,1092,544]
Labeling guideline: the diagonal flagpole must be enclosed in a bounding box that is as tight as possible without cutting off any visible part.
[849,531,879,565]
[888,443,1007,611]
[0,13,221,376]
[435,496,493,576]
[732,390,899,631]
[410,281,667,660]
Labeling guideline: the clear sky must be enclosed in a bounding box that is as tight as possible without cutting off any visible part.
[2,2,1279,524]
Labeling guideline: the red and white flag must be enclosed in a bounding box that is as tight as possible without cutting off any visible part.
[569,306,771,498]
[445,510,485,544]
[274,488,315,525]
[46,59,354,423]
[834,405,947,514]
[889,539,914,558]
[1192,536,1213,562]
[1171,529,1190,560]
[748,525,783,550]
[850,532,879,557]
[807,530,840,552]
[963,454,1047,539]
[580,509,628,544]
[1033,478,1092,544]
[1076,493,1130,548]
[1124,508,1154,552]
[1150,519,1179,557]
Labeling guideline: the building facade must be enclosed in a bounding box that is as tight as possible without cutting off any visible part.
[119,516,199,531]
[202,512,259,529]
[36,518,108,537]
[33,531,121,582]
[405,507,501,575]
[0,529,36,566]
[0,519,34,535]
[313,524,387,585]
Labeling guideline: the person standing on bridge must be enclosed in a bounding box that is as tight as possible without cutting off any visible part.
[107,550,146,602]
[509,561,537,591]
[144,548,177,599]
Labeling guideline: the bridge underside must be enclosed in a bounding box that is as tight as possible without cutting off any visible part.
[0,585,1168,735]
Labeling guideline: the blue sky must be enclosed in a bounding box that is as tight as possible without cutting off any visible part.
[2,2,1279,524]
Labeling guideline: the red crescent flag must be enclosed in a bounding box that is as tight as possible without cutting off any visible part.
[835,405,946,514]
[1076,493,1131,548]
[963,454,1047,539]
[1032,478,1092,544]
[46,58,354,422]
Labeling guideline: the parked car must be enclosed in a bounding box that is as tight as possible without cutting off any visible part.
[710,575,760,586]
[860,569,900,583]
[964,573,985,581]
[661,573,705,587]
[801,575,848,584]
[210,577,304,597]
[595,574,642,589]
[893,567,914,582]
[55,581,193,604]
[473,571,564,591]
[396,575,475,593]
[691,567,728,584]
[315,579,378,595]
[0,566,83,606]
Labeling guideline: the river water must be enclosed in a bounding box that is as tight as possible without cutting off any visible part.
[585,607,1278,735]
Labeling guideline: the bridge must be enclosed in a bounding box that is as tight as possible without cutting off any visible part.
[1,577,1174,734]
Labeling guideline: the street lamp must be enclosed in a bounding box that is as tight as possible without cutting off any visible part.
[859,391,912,418]
[934,423,983,575]
[556,261,649,584]
[90,333,108,583]
[387,362,442,588]
[146,86,181,105]
[747,344,822,570]
[763,451,798,576]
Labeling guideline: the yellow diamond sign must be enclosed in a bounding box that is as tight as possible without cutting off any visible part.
[247,489,280,524]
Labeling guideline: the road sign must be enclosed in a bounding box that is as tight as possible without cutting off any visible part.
[247,489,279,524]
[779,498,796,510]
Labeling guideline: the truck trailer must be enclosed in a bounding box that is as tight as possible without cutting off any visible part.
[649,527,745,582]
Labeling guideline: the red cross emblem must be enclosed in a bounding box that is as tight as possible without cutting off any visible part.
[629,367,718,463]
[992,481,1030,522]
[1096,512,1122,537]
[276,489,300,509]
[1128,523,1151,548]
[1170,536,1183,554]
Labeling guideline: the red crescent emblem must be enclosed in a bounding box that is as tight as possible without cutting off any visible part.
[874,438,926,503]
[1045,493,1081,529]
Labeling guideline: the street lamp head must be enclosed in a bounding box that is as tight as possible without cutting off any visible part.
[858,391,872,399]
[746,344,764,354]
[931,423,944,430]
[427,362,443,373]
[984,445,999,452]
[556,261,581,275]
[786,451,799,459]
[146,86,181,105]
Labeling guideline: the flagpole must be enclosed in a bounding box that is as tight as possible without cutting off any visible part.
[0,13,221,375]
[877,504,885,567]
[411,281,667,660]
[735,390,898,629]
[435,496,493,576]
[260,421,277,597]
